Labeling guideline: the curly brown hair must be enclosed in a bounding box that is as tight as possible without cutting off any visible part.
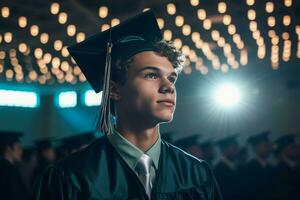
[111,40,185,85]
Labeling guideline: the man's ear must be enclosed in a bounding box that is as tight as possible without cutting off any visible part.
[109,81,121,100]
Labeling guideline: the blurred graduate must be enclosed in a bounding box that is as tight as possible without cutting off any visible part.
[243,131,275,200]
[31,10,222,200]
[273,134,300,200]
[0,131,27,200]
[32,137,57,185]
[214,135,242,200]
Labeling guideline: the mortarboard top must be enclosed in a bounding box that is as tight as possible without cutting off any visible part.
[273,133,298,154]
[61,131,97,151]
[68,10,162,93]
[174,135,202,150]
[0,131,23,147]
[216,134,238,149]
[247,130,271,146]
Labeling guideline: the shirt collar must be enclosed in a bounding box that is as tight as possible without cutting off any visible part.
[145,133,161,169]
[107,129,161,170]
[220,156,236,169]
[282,156,297,168]
[255,155,268,167]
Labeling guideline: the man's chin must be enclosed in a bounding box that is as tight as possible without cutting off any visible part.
[157,115,174,124]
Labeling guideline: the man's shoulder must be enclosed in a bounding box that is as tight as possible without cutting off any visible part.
[161,141,215,186]
[0,157,11,167]
[162,140,210,170]
[0,158,17,175]
[56,136,110,170]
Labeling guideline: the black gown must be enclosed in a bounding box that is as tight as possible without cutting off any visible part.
[31,136,222,200]
[242,159,276,200]
[0,157,27,200]
[274,161,300,200]
[214,161,242,200]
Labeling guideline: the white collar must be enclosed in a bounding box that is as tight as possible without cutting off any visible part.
[255,155,268,167]
[220,156,236,169]
[282,156,297,168]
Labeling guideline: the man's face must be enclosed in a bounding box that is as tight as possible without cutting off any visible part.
[224,144,239,161]
[257,142,272,158]
[41,148,56,162]
[9,142,23,162]
[283,143,298,161]
[116,51,178,125]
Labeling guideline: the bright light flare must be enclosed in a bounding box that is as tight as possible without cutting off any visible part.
[0,89,38,108]
[58,91,77,108]
[213,83,242,108]
[84,90,102,106]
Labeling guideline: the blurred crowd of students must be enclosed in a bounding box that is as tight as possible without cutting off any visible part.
[172,131,300,200]
[0,131,97,199]
[0,130,299,200]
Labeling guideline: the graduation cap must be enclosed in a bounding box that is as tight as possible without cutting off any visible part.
[0,131,23,147]
[174,135,202,150]
[68,10,162,135]
[273,134,298,154]
[35,137,56,151]
[216,134,238,149]
[247,130,271,146]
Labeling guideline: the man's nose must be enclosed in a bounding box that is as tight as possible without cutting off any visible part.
[159,77,175,94]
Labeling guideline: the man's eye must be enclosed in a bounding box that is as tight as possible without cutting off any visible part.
[145,73,158,79]
[168,76,177,84]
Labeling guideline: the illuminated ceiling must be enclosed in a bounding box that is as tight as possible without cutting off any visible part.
[0,0,300,87]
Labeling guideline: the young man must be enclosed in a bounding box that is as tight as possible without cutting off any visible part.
[273,134,300,200]
[0,131,27,200]
[32,138,57,185]
[32,11,222,200]
[243,131,275,200]
[214,135,241,200]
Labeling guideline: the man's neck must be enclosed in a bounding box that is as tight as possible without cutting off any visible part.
[115,123,160,152]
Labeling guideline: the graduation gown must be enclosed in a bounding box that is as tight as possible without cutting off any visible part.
[31,158,53,186]
[214,160,242,200]
[274,161,300,200]
[242,159,276,200]
[0,157,27,200]
[31,136,222,200]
